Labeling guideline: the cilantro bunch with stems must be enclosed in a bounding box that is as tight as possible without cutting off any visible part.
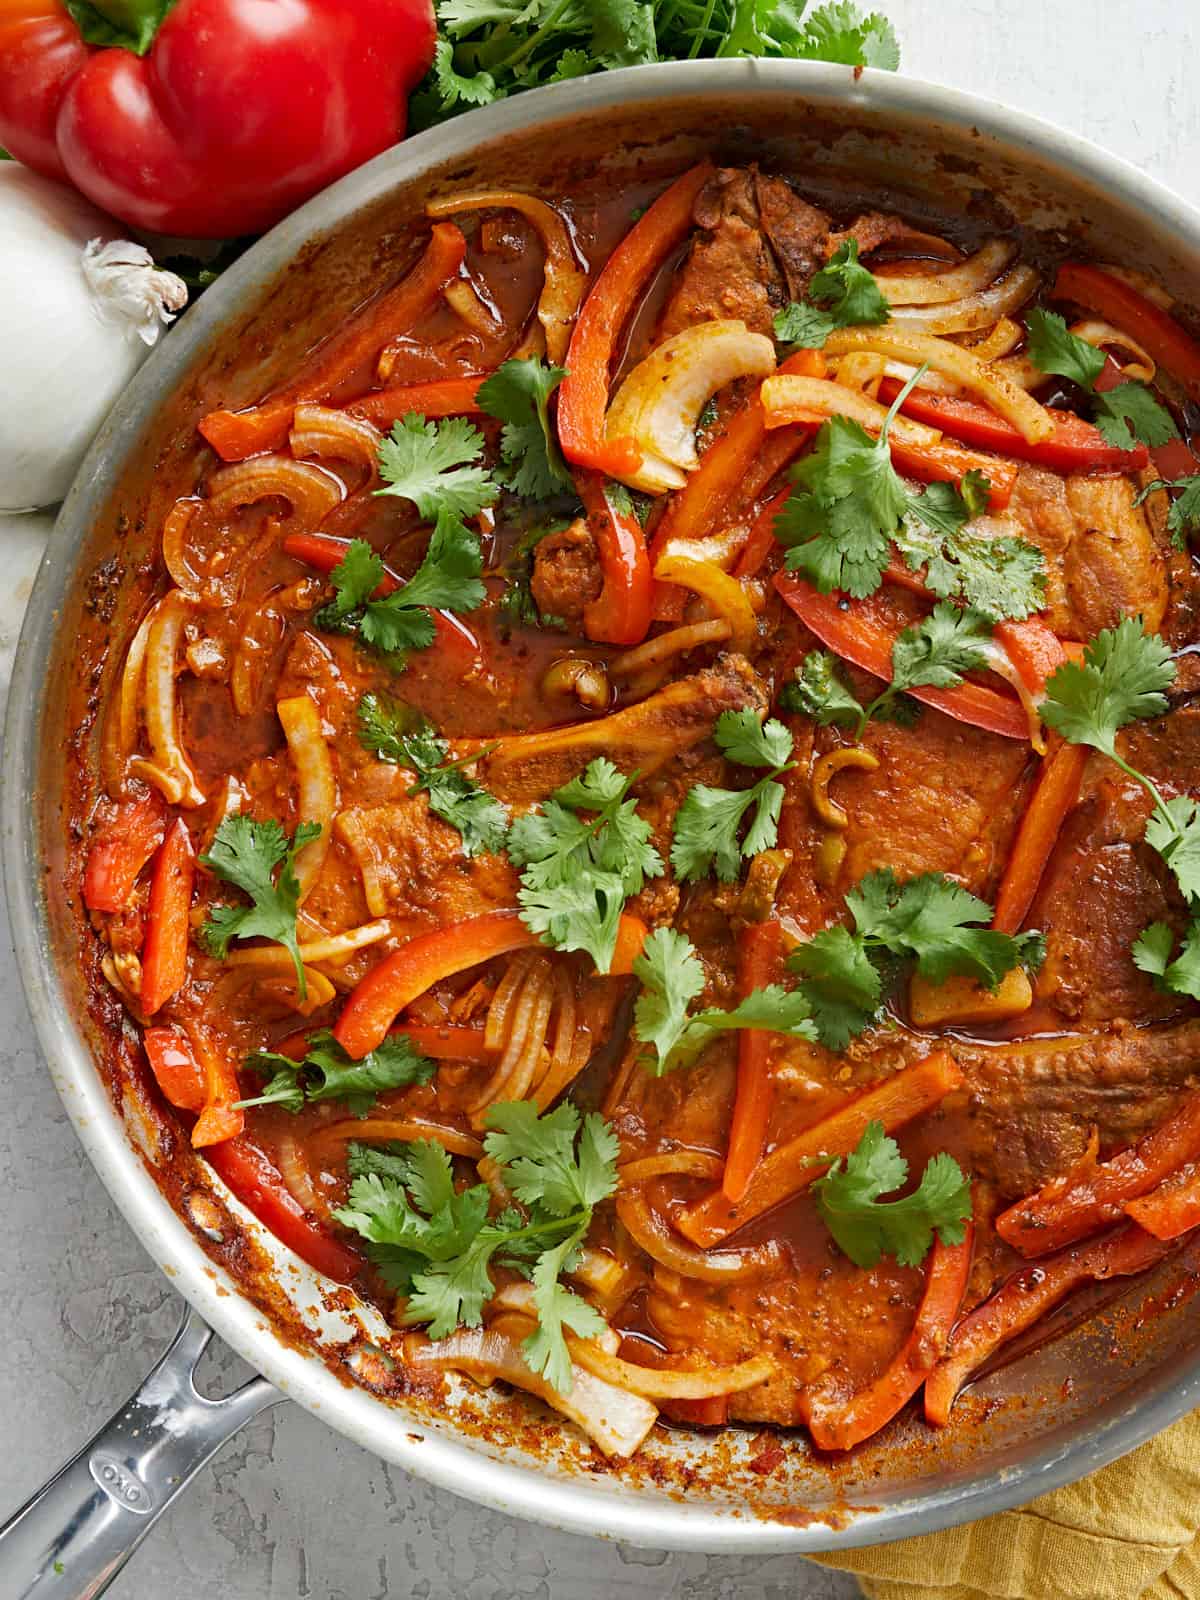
[1038,617,1200,998]
[788,869,1044,1049]
[334,1100,619,1391]
[413,1,901,128]
[775,366,1045,618]
[1025,309,1179,451]
[198,814,320,1000]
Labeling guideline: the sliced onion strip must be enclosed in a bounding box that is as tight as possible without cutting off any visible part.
[761,375,945,446]
[618,1151,724,1185]
[978,640,1047,754]
[877,239,1018,306]
[290,405,381,483]
[314,1118,483,1159]
[484,950,536,1051]
[470,956,553,1114]
[819,328,1055,442]
[616,1189,786,1284]
[206,456,344,525]
[223,920,391,969]
[570,1341,772,1400]
[427,190,587,364]
[609,619,732,680]
[404,1327,659,1457]
[277,693,336,904]
[334,810,389,917]
[887,265,1039,335]
[230,599,284,717]
[968,316,1024,363]
[1068,318,1157,382]
[138,589,205,808]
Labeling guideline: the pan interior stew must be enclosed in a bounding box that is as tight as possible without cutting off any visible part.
[79,159,1200,1461]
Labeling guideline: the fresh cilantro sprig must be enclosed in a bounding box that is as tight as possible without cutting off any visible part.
[780,604,994,739]
[814,1121,972,1267]
[357,693,508,857]
[412,2,900,128]
[316,520,487,659]
[199,814,321,1000]
[237,1029,434,1117]
[774,369,1044,616]
[671,710,795,882]
[1039,619,1200,997]
[773,238,890,349]
[476,357,571,500]
[789,869,1044,1049]
[1135,473,1200,550]
[508,758,663,972]
[633,927,817,1076]
[1025,308,1178,451]
[376,412,500,520]
[334,1100,619,1391]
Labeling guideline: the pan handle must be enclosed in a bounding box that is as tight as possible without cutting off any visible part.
[0,1304,281,1600]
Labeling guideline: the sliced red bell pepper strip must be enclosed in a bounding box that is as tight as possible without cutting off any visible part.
[677,1051,964,1248]
[995,1089,1200,1257]
[206,1136,363,1283]
[142,1025,243,1149]
[732,487,791,583]
[577,469,654,646]
[390,1022,494,1064]
[875,377,1149,474]
[1125,1162,1200,1240]
[557,161,714,478]
[281,530,480,662]
[83,790,165,913]
[774,573,1029,741]
[722,919,783,1205]
[335,912,541,1059]
[659,1395,730,1427]
[1149,436,1200,481]
[924,1223,1171,1425]
[988,621,1087,935]
[140,818,195,1016]
[802,1226,973,1451]
[349,375,485,428]
[199,222,466,461]
[1054,263,1200,404]
[647,349,824,620]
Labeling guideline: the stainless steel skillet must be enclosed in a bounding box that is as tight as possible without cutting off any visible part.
[5,57,1200,1599]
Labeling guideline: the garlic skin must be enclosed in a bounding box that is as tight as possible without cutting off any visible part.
[0,164,189,513]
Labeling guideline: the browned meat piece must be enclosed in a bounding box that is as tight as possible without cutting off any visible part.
[986,465,1167,640]
[529,518,601,624]
[753,172,830,299]
[827,211,918,258]
[475,653,768,803]
[957,1022,1200,1199]
[1032,706,1200,1025]
[334,797,517,921]
[658,167,830,339]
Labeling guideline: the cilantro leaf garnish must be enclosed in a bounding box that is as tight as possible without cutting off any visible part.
[1135,473,1200,549]
[1134,921,1200,1001]
[1025,308,1179,449]
[476,357,571,501]
[633,927,817,1076]
[376,412,500,521]
[779,651,865,727]
[853,602,994,736]
[814,1121,972,1268]
[789,869,1043,1049]
[357,693,508,857]
[316,520,487,660]
[774,368,1038,615]
[335,1100,619,1391]
[670,710,795,883]
[238,1029,434,1118]
[773,238,890,349]
[199,814,321,999]
[508,757,663,972]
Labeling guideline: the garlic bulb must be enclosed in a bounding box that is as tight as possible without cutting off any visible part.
[0,164,188,512]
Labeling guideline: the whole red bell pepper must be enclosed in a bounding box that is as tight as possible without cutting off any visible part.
[0,0,435,238]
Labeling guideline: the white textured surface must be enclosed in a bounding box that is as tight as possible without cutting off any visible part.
[2,6,1199,1592]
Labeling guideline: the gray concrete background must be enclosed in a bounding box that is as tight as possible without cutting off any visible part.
[2,3,1198,1592]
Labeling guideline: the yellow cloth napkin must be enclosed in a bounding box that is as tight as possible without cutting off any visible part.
[810,1409,1200,1600]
